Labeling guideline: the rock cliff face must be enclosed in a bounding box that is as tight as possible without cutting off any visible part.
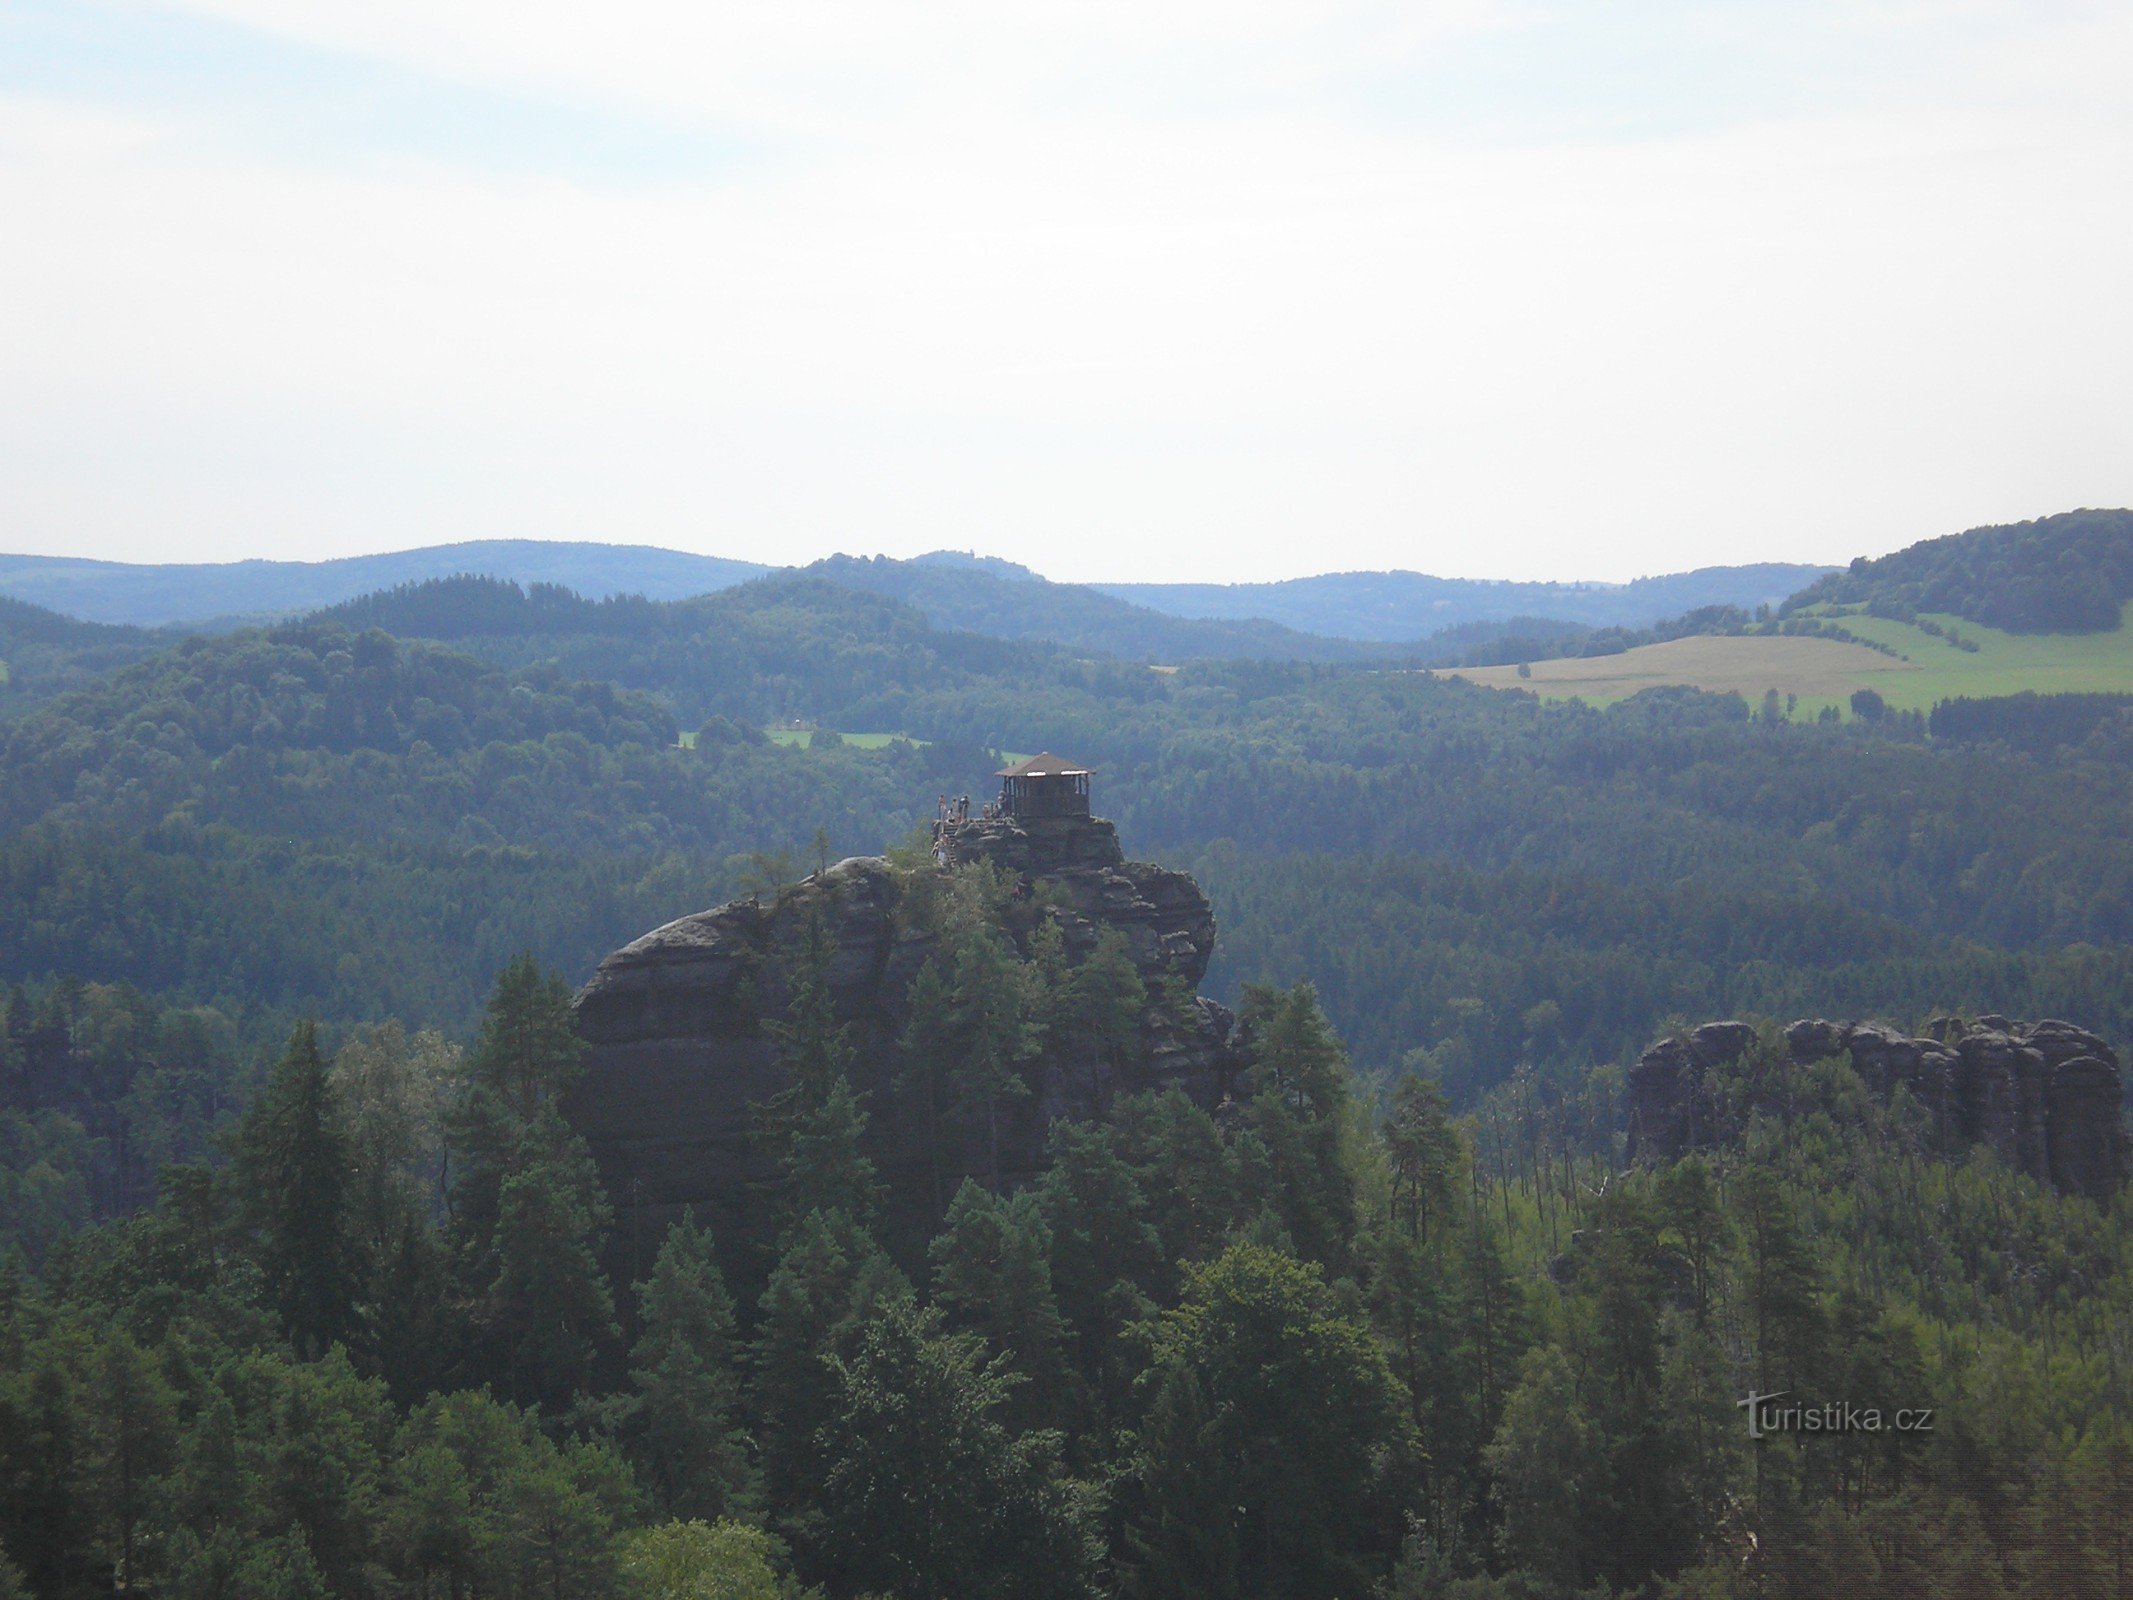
[566,810,1244,1266]
[1626,1016,2128,1200]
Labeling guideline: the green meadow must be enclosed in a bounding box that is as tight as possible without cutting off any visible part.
[675,727,926,749]
[1808,600,2133,710]
[762,728,925,750]
[1445,600,2133,718]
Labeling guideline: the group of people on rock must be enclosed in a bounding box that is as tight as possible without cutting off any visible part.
[935,793,1005,826]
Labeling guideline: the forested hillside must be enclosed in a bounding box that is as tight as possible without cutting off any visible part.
[800,554,1400,663]
[10,580,2133,1045]
[1783,508,2133,633]
[0,599,167,716]
[5,916,2129,1598]
[4,555,2133,1598]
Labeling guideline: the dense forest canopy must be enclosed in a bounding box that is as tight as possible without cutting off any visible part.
[1783,508,2133,633]
[3,512,2133,1598]
[7,579,2133,1049]
[4,894,2129,1598]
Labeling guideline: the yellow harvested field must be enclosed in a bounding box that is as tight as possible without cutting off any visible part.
[1437,635,1917,706]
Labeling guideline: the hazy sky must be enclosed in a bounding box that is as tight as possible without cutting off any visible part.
[4,1,2130,583]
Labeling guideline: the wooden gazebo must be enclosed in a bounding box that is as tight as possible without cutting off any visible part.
[996,753,1092,819]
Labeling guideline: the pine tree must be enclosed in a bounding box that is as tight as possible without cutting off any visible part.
[1655,1154,1730,1328]
[1382,1069,1462,1253]
[234,1020,356,1358]
[1368,1222,1466,1526]
[631,1214,754,1521]
[1733,1166,1825,1393]
[1459,1193,1528,1446]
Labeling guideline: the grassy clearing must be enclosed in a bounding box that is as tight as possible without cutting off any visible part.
[1812,604,2133,709]
[1435,601,2133,717]
[762,728,926,750]
[1439,635,1915,715]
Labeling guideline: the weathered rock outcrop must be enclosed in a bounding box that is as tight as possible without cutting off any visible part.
[566,810,1244,1264]
[1626,1016,2128,1200]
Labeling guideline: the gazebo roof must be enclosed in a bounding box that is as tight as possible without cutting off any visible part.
[996,752,1092,779]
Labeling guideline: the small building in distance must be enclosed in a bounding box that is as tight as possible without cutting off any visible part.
[997,752,1093,819]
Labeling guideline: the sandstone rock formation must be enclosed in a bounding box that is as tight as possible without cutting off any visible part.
[1626,1016,2128,1200]
[566,808,1245,1272]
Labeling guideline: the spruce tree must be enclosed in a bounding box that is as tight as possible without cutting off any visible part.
[1240,981,1360,1271]
[630,1214,754,1521]
[487,1109,618,1411]
[1037,1120,1163,1430]
[750,1208,909,1545]
[447,954,588,1254]
[88,1331,176,1592]
[234,1020,356,1358]
[896,955,959,1216]
[1065,927,1146,1074]
[0,1326,97,1596]
[446,958,616,1405]
[929,1179,1070,1428]
[949,928,1042,1193]
[757,910,881,1233]
[1118,1368,1239,1600]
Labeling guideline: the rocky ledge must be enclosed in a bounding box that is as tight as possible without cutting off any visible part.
[1626,1015,2128,1200]
[566,810,1244,1261]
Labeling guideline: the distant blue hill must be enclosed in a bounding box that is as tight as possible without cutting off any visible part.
[1095,563,1835,643]
[0,538,1831,653]
[802,554,1394,663]
[0,540,771,627]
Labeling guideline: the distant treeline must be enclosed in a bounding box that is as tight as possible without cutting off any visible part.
[1929,691,2133,758]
